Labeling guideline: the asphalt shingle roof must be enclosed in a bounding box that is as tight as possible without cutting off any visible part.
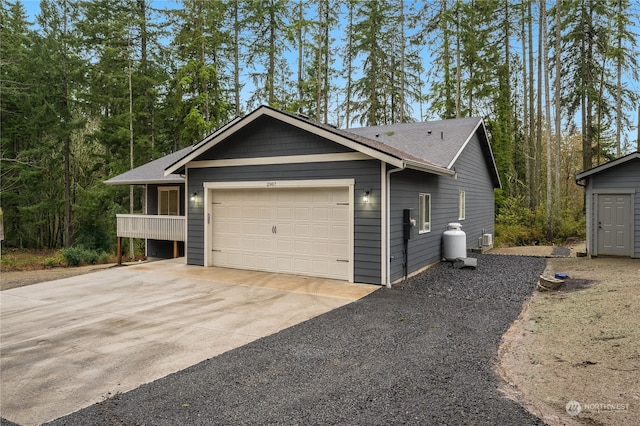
[104,147,192,185]
[341,117,482,169]
[106,106,497,187]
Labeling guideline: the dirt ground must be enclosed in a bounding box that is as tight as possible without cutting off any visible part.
[2,251,638,425]
[0,263,117,291]
[497,256,640,426]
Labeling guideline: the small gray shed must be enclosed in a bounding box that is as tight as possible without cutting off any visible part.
[576,152,640,258]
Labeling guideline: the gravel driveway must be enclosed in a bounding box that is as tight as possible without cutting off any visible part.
[39,254,546,425]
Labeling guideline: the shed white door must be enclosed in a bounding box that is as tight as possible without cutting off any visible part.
[597,194,631,256]
[210,187,350,280]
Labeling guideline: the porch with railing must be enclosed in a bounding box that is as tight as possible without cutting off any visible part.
[116,214,186,262]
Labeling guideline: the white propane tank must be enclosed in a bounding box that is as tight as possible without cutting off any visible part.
[443,222,466,261]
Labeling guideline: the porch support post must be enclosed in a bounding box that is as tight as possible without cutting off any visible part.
[173,240,178,258]
[117,237,122,265]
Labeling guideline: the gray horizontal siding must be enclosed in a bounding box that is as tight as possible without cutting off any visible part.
[453,133,496,247]
[389,133,495,282]
[587,159,640,258]
[187,160,383,284]
[197,117,352,160]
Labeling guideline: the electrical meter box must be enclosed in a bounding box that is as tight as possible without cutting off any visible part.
[403,209,416,240]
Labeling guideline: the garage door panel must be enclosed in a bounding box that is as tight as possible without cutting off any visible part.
[256,237,272,251]
[226,206,242,218]
[311,260,329,275]
[258,207,271,219]
[277,223,292,236]
[332,190,349,203]
[295,207,311,220]
[276,207,292,219]
[332,225,348,239]
[312,208,328,221]
[227,222,244,234]
[210,186,351,280]
[310,190,330,202]
[293,240,311,255]
[241,254,257,268]
[256,254,271,269]
[312,224,329,238]
[332,208,348,221]
[331,242,348,257]
[257,223,274,236]
[243,222,257,235]
[294,224,309,237]
[332,261,349,277]
[276,256,293,272]
[312,241,329,256]
[276,240,292,253]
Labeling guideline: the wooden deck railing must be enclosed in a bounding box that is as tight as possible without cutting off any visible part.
[116,214,186,241]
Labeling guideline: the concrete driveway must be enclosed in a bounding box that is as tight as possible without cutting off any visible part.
[0,259,378,426]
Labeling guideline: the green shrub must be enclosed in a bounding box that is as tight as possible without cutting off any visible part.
[61,245,102,266]
[496,195,585,247]
[42,257,61,268]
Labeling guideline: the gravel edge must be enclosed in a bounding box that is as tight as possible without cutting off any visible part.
[26,254,547,425]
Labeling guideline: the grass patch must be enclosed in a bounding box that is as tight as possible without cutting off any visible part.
[1,248,116,272]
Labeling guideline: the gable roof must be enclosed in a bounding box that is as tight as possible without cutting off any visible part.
[346,117,487,169]
[104,146,192,185]
[575,151,640,182]
[164,105,500,187]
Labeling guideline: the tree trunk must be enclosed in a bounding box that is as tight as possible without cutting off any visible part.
[129,39,135,261]
[455,2,461,118]
[528,0,537,208]
[554,0,561,211]
[233,0,240,116]
[297,1,303,110]
[268,7,276,106]
[316,0,323,121]
[615,0,622,157]
[62,0,71,248]
[521,2,530,205]
[542,0,552,241]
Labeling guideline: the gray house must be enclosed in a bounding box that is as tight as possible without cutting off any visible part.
[576,152,640,258]
[107,106,500,285]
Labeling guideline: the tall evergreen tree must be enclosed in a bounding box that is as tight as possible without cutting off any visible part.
[243,0,293,110]
[169,0,231,146]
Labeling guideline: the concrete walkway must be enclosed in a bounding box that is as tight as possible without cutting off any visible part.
[0,259,378,426]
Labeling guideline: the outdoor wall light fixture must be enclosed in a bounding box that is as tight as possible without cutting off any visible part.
[190,191,198,202]
[363,189,370,203]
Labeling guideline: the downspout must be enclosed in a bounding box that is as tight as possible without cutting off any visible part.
[385,164,405,288]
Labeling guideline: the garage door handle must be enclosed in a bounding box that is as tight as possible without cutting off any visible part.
[336,259,349,263]
[272,226,277,234]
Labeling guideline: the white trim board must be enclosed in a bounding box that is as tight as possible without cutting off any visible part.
[189,153,370,169]
[203,179,355,190]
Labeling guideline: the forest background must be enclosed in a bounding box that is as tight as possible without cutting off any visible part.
[1,0,639,260]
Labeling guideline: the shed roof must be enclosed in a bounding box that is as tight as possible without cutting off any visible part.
[575,152,640,182]
[104,147,191,185]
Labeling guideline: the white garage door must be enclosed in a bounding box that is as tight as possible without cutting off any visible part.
[210,186,350,280]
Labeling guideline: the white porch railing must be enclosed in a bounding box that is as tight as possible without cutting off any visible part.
[116,214,186,241]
